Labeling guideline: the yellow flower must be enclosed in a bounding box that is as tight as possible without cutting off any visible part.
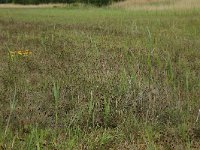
[9,50,32,57]
[17,51,23,55]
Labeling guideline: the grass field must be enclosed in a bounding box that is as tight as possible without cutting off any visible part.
[0,2,200,149]
[112,0,200,10]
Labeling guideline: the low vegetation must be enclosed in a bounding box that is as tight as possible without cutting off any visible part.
[0,1,200,149]
[112,0,200,10]
[0,0,120,6]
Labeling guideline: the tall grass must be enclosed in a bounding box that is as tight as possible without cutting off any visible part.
[0,6,200,149]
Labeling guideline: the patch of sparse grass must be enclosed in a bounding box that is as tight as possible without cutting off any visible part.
[0,6,200,149]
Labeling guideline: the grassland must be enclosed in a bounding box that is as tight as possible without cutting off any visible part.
[112,0,200,10]
[0,4,65,8]
[0,3,200,149]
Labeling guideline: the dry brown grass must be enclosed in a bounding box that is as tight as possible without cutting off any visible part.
[112,0,200,10]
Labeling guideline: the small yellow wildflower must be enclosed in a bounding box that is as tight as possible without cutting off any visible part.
[17,51,23,55]
[9,50,32,57]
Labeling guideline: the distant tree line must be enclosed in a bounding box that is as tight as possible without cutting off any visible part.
[0,0,120,6]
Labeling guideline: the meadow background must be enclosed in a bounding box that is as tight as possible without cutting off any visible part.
[0,0,200,149]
